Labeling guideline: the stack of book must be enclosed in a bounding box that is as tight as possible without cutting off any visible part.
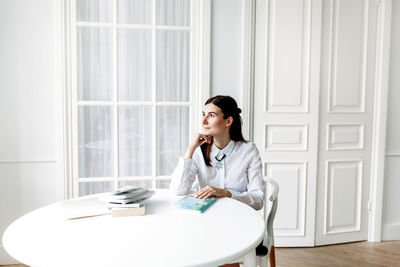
[99,186,155,217]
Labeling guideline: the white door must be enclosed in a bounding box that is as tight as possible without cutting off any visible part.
[253,0,379,246]
[315,0,378,245]
[253,0,322,246]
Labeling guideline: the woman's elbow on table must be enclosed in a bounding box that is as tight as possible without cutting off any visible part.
[170,182,190,196]
[173,188,189,196]
[248,195,264,211]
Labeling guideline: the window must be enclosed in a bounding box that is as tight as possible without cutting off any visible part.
[67,0,207,196]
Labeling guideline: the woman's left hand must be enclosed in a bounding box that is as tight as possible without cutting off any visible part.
[195,185,232,199]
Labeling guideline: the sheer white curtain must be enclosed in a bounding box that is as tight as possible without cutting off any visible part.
[76,0,191,196]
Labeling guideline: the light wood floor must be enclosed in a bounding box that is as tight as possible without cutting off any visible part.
[274,241,400,267]
[1,241,400,267]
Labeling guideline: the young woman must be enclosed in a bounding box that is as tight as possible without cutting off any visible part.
[171,95,266,266]
[170,95,265,267]
[170,95,265,211]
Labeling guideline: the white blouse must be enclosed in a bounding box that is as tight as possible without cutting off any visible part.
[170,140,265,210]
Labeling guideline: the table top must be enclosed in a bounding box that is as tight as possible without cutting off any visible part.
[3,190,266,267]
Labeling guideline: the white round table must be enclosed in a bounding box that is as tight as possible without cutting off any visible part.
[3,190,266,267]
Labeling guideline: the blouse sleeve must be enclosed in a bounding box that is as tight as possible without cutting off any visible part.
[229,144,265,210]
[170,150,199,195]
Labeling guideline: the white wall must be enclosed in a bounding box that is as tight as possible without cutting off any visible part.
[210,0,242,102]
[0,0,64,263]
[382,0,400,241]
[210,0,253,140]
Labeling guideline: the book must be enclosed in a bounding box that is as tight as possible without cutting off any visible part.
[174,197,217,214]
[100,188,148,200]
[62,198,111,220]
[62,196,147,220]
[99,189,155,204]
[106,202,141,208]
[112,185,141,195]
[107,190,155,204]
[111,206,146,217]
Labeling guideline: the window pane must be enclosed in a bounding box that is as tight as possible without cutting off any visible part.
[157,31,189,101]
[119,180,153,189]
[118,29,152,101]
[157,0,190,26]
[79,182,114,196]
[119,106,152,176]
[118,0,152,25]
[157,106,188,175]
[77,0,112,23]
[78,27,113,101]
[78,106,114,177]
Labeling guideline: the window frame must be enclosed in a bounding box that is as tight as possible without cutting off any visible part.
[61,0,211,198]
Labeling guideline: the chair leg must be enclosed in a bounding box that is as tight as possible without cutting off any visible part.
[260,256,268,267]
[269,246,276,267]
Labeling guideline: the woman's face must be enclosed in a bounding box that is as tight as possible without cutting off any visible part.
[202,103,230,137]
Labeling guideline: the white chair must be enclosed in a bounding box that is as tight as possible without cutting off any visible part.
[257,177,279,267]
[228,176,279,267]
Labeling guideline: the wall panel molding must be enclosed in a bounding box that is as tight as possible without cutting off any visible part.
[324,160,363,235]
[265,124,308,151]
[382,224,400,240]
[327,0,369,113]
[265,0,312,113]
[385,151,400,157]
[327,123,365,151]
[265,161,307,236]
[0,160,57,164]
[240,0,256,141]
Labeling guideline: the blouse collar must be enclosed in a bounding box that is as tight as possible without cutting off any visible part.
[211,139,235,159]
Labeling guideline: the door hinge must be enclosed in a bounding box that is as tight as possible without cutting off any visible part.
[368,200,373,214]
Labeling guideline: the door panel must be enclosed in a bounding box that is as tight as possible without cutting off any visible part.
[265,162,307,237]
[254,0,322,246]
[315,0,377,245]
[325,160,363,234]
[265,0,312,113]
[254,0,378,246]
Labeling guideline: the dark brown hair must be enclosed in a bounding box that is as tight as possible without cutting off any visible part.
[200,95,247,167]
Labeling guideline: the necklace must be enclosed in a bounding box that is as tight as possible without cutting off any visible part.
[214,153,226,169]
[215,154,226,162]
[215,161,224,170]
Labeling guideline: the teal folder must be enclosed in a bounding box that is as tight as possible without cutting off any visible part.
[174,197,216,213]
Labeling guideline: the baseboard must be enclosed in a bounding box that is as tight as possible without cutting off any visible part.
[382,224,400,241]
[275,237,315,247]
[0,246,20,265]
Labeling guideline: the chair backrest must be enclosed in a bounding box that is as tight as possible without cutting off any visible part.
[262,177,279,246]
